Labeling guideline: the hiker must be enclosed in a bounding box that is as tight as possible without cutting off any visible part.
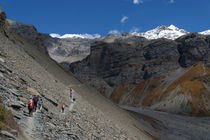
[28,98,34,116]
[61,105,65,113]
[38,98,43,110]
[33,95,39,111]
[69,88,73,101]
[69,98,76,112]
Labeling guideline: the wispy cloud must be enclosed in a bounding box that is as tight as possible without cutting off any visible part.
[130,27,141,33]
[108,30,120,35]
[170,0,174,3]
[121,16,128,23]
[133,0,143,5]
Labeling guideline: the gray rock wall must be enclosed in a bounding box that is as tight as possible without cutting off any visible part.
[69,33,210,98]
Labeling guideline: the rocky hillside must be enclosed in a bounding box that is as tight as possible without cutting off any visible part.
[0,8,152,140]
[7,19,101,64]
[69,32,210,116]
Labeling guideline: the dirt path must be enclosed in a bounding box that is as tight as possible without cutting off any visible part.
[26,115,35,136]
[24,110,45,140]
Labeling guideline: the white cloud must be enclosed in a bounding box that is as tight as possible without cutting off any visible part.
[121,16,128,23]
[133,0,143,5]
[170,0,174,3]
[108,30,120,35]
[130,27,141,33]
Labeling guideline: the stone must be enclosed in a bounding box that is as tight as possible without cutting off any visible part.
[10,89,21,97]
[0,57,5,63]
[47,114,52,119]
[0,130,17,139]
[0,72,3,78]
[11,104,22,110]
[66,133,79,140]
[23,111,29,116]
[42,105,48,112]
[16,101,25,106]
[10,129,18,137]
[14,114,21,120]
[46,122,56,128]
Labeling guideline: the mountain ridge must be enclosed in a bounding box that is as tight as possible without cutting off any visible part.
[50,25,210,40]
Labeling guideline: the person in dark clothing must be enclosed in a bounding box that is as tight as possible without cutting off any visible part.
[39,98,43,110]
[33,95,39,111]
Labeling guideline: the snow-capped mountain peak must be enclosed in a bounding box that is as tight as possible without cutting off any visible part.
[134,25,188,40]
[199,30,210,35]
[50,33,101,39]
[168,24,178,30]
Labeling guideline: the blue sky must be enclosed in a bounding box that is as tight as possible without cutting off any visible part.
[1,0,210,35]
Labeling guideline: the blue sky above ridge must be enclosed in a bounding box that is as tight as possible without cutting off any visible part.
[1,0,210,36]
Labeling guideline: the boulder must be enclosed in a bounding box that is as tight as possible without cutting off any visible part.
[0,130,17,140]
[14,114,21,120]
[0,72,3,78]
[46,122,56,128]
[11,104,22,110]
[10,89,21,97]
[42,104,48,112]
[0,57,5,63]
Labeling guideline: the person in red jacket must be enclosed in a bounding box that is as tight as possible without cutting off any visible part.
[28,98,34,116]
[61,105,65,113]
[69,88,73,101]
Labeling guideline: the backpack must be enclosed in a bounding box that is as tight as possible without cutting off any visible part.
[29,103,33,110]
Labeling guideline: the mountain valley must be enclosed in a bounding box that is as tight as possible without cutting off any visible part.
[0,4,210,140]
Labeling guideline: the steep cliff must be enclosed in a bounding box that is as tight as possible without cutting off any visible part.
[70,33,210,116]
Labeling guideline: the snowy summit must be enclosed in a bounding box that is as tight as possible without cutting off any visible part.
[50,33,101,39]
[132,25,188,40]
[199,30,210,35]
[50,25,210,41]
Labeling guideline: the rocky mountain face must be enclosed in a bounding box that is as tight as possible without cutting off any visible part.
[69,33,210,116]
[7,19,48,55]
[7,19,210,66]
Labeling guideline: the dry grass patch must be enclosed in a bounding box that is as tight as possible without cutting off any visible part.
[0,104,19,132]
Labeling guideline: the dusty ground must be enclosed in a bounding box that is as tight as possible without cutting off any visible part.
[121,105,210,140]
